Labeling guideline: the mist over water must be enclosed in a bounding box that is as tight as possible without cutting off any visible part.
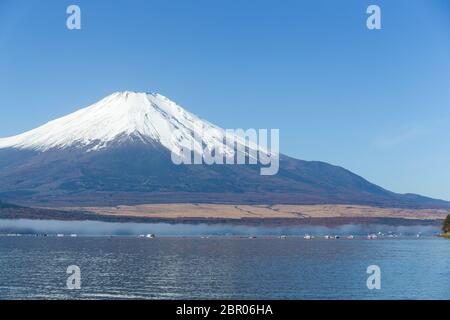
[0,219,440,236]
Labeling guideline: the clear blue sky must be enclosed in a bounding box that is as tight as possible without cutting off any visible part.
[1,0,450,200]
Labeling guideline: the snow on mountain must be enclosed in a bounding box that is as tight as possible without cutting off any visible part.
[0,91,242,156]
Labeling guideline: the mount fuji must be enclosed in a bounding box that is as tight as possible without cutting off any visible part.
[0,91,448,209]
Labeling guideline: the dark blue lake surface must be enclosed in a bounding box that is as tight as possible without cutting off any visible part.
[0,236,449,299]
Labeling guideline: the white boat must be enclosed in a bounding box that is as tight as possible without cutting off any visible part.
[56,234,64,237]
[279,235,288,239]
[145,234,155,239]
[324,235,331,239]
[347,235,354,240]
[69,234,77,237]
[304,235,313,240]
[367,234,377,240]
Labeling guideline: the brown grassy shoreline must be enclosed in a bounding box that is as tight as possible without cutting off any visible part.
[1,203,447,226]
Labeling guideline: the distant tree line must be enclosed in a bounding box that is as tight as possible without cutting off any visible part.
[443,215,450,234]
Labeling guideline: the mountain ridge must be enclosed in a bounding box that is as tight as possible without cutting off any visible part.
[0,91,448,209]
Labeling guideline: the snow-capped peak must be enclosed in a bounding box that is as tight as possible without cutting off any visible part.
[0,91,231,154]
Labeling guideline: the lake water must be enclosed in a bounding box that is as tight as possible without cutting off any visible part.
[0,236,449,299]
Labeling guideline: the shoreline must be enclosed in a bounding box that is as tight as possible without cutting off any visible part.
[0,234,443,239]
[1,203,448,227]
[0,215,444,227]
